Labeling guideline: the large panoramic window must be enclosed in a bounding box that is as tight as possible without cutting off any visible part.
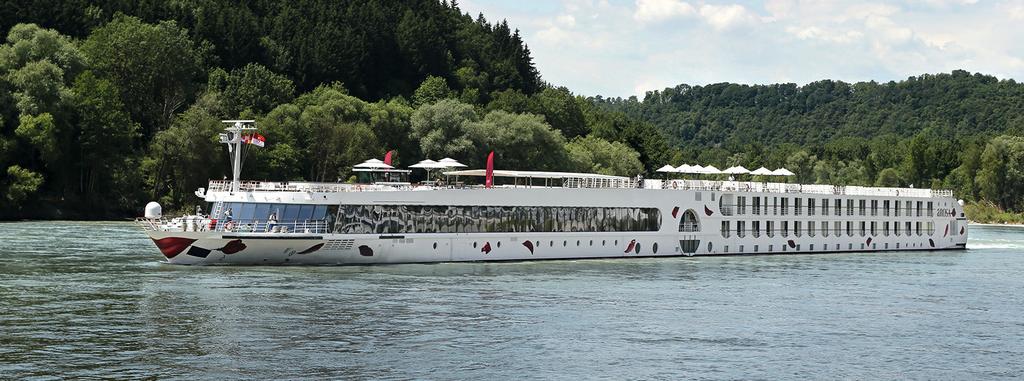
[215,202,330,222]
[334,205,662,234]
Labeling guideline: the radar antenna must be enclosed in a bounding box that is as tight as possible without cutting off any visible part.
[218,120,257,192]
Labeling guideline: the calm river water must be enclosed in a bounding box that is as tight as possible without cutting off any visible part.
[1,222,1023,380]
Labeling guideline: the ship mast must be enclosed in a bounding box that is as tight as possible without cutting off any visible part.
[219,120,256,192]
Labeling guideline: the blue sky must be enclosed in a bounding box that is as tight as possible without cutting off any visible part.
[459,0,1024,97]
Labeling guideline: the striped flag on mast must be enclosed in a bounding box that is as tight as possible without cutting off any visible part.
[243,133,265,147]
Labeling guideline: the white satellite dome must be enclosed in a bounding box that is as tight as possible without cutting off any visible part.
[144,201,162,219]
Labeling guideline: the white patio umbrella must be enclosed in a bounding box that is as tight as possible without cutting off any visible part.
[409,159,441,168]
[436,158,467,184]
[722,166,751,175]
[353,158,394,169]
[750,167,774,176]
[701,165,722,174]
[771,168,795,176]
[438,157,467,168]
[674,164,693,173]
[409,159,446,181]
[681,164,705,174]
[656,164,677,173]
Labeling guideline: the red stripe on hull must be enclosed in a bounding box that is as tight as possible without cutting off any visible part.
[152,237,197,259]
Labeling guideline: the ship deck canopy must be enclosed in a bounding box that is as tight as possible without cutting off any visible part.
[442,169,629,180]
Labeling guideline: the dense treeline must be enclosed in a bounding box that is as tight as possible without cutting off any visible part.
[0,2,668,219]
[0,0,541,100]
[594,73,1024,213]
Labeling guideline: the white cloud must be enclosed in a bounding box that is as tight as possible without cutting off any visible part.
[556,14,576,27]
[698,4,757,30]
[633,0,695,23]
[1007,1,1024,20]
[786,26,864,44]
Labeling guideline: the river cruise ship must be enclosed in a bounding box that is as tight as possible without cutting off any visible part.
[137,121,969,265]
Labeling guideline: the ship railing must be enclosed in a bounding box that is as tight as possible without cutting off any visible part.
[207,180,414,193]
[563,177,639,189]
[136,217,330,234]
[657,179,953,198]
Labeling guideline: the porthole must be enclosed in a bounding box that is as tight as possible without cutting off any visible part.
[433,242,437,250]
[602,240,606,246]
[473,242,477,248]
[615,240,619,246]
[563,240,567,247]
[707,242,713,252]
[550,240,554,247]
[576,240,580,246]
[589,240,593,246]
[653,242,659,254]
[535,241,540,248]
[497,241,501,248]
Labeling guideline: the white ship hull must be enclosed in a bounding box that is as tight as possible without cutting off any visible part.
[142,186,969,265]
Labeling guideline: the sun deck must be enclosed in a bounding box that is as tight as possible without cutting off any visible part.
[204,175,954,199]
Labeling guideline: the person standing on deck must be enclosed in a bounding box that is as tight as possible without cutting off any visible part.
[266,210,278,232]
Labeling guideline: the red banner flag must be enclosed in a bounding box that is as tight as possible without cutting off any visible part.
[383,150,393,166]
[485,151,494,188]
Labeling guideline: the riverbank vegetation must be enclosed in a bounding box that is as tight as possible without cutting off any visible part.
[1,0,1023,222]
[964,201,1024,225]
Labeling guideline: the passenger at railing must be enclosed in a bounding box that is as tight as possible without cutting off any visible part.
[224,208,233,223]
[267,211,278,232]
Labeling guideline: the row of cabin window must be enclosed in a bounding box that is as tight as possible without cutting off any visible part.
[722,197,936,217]
[720,220,935,238]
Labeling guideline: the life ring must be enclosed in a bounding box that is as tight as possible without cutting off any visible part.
[672,182,678,189]
[356,185,363,192]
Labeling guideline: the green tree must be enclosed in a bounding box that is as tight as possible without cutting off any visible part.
[3,164,43,204]
[487,89,530,113]
[786,150,816,184]
[412,75,453,107]
[465,110,567,170]
[258,84,378,182]
[0,23,84,80]
[142,92,226,208]
[70,71,139,197]
[207,63,295,117]
[875,167,903,187]
[14,113,59,165]
[8,59,66,115]
[411,98,477,161]
[529,87,587,138]
[369,99,417,167]
[566,136,644,176]
[976,136,1024,210]
[83,14,210,137]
